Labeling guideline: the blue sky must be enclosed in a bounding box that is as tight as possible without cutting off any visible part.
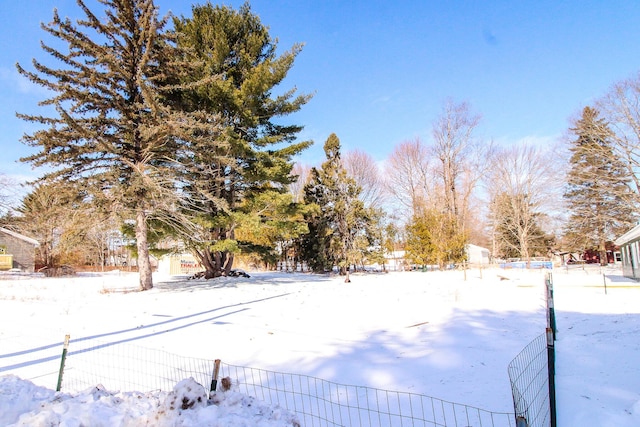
[2,1,640,183]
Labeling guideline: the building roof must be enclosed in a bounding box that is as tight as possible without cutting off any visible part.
[614,223,640,246]
[0,227,39,246]
[466,243,490,253]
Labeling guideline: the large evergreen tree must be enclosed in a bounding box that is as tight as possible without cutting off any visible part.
[169,2,312,277]
[301,134,369,281]
[16,0,217,289]
[564,106,636,265]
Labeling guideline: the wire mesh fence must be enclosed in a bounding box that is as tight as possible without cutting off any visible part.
[507,333,548,427]
[219,362,516,427]
[2,329,557,427]
[506,272,557,427]
[58,338,216,394]
[507,331,554,427]
[0,327,70,385]
[45,337,516,427]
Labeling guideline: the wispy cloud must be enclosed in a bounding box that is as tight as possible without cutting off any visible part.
[371,94,393,105]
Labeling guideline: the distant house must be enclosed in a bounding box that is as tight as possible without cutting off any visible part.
[614,224,640,280]
[465,244,491,265]
[0,228,40,273]
[383,250,407,271]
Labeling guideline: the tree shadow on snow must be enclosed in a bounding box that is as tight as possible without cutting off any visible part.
[0,292,291,372]
[153,271,332,293]
[265,308,547,412]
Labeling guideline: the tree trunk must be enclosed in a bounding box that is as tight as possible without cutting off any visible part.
[224,253,234,275]
[599,239,609,266]
[193,249,219,279]
[135,208,153,291]
[223,229,236,275]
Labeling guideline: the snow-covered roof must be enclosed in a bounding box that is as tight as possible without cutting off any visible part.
[0,227,39,247]
[614,223,640,246]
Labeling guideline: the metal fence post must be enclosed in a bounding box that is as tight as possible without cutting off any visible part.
[210,358,221,396]
[546,272,556,340]
[547,328,557,427]
[56,334,70,392]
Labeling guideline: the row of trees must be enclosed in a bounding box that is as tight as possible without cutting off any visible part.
[302,98,639,271]
[3,1,640,288]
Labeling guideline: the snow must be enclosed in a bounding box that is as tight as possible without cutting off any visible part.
[0,266,639,426]
[0,375,300,426]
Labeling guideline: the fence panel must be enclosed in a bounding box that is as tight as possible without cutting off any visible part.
[217,362,516,427]
[50,336,516,427]
[60,338,217,393]
[507,333,549,427]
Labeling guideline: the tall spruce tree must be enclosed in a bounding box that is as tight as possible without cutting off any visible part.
[564,106,636,265]
[302,134,369,281]
[16,0,218,290]
[169,3,313,277]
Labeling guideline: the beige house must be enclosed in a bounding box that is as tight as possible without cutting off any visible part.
[0,227,39,273]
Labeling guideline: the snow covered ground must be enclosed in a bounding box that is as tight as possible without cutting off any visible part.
[0,265,638,426]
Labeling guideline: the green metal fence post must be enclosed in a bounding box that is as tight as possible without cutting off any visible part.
[56,334,70,392]
[547,328,557,427]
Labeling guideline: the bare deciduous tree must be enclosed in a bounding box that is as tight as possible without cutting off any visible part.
[15,183,87,271]
[289,163,311,203]
[486,143,562,260]
[343,149,386,209]
[383,138,436,214]
[0,174,17,218]
[431,100,490,232]
[597,73,640,200]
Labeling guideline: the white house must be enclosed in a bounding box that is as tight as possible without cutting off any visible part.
[614,223,640,280]
[465,243,491,265]
[383,250,407,271]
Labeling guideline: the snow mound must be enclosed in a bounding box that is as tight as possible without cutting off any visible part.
[0,375,300,427]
